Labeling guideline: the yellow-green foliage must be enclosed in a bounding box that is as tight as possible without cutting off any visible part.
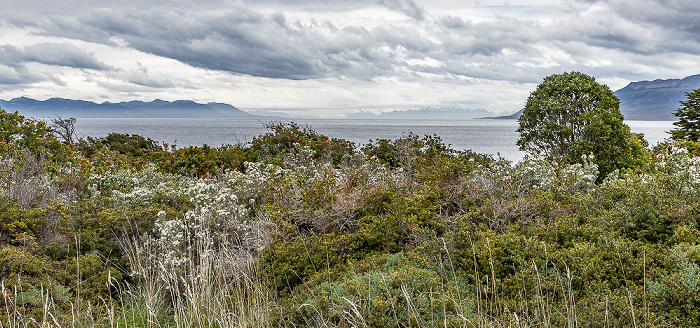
[0,198,46,246]
[284,252,474,327]
[0,246,48,277]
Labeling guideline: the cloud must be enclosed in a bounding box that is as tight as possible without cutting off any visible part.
[378,0,427,21]
[1,0,700,114]
[0,43,107,87]
[0,43,111,70]
[571,0,700,51]
[23,43,112,70]
[28,7,323,79]
[0,64,40,85]
[7,0,698,87]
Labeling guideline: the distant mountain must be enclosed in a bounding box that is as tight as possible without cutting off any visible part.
[487,109,523,119]
[344,107,498,119]
[615,75,700,120]
[0,97,261,118]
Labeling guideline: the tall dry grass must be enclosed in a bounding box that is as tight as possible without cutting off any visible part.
[116,228,273,328]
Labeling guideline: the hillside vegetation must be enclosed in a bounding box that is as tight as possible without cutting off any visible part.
[2,106,700,327]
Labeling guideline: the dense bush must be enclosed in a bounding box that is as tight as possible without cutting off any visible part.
[3,115,700,327]
[249,121,356,166]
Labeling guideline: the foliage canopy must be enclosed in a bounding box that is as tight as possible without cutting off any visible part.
[516,72,649,178]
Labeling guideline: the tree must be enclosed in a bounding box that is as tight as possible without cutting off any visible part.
[49,116,77,145]
[671,88,700,142]
[517,72,649,178]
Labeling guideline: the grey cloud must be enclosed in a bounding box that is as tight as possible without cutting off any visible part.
[32,7,321,79]
[0,43,111,87]
[122,72,182,89]
[13,7,546,82]
[439,15,470,29]
[378,0,427,21]
[572,0,700,48]
[0,43,110,70]
[0,62,67,86]
[0,64,40,85]
[23,43,111,70]
[6,0,700,87]
[0,46,23,68]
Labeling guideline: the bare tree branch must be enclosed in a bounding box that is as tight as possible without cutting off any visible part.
[50,115,77,145]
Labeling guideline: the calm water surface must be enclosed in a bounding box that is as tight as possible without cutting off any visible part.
[74,118,674,162]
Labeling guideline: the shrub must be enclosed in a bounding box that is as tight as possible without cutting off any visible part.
[249,122,355,166]
[77,133,161,158]
[282,252,474,327]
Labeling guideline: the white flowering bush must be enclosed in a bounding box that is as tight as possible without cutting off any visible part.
[252,151,400,233]
[556,154,598,193]
[654,146,700,187]
[471,154,598,199]
[122,162,289,284]
[601,145,700,193]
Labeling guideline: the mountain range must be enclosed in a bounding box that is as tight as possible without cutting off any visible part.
[1,74,699,120]
[0,97,261,118]
[344,107,497,119]
[615,74,700,120]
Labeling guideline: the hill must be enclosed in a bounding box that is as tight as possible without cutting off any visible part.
[615,74,700,120]
[487,108,523,119]
[0,97,261,118]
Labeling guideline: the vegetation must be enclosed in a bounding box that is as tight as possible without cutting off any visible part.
[2,80,700,327]
[517,72,649,179]
[671,88,700,142]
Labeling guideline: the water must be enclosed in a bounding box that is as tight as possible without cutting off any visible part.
[73,118,675,162]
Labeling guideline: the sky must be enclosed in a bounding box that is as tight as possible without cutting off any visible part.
[1,0,699,117]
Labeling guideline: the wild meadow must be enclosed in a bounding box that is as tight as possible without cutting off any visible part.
[2,106,700,327]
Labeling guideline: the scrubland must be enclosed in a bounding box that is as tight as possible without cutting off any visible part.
[2,114,700,327]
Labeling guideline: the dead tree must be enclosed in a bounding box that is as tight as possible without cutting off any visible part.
[50,116,77,145]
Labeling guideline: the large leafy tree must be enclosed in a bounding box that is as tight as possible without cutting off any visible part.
[517,72,649,178]
[671,88,700,142]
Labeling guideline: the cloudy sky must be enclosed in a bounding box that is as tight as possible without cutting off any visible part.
[1,0,699,117]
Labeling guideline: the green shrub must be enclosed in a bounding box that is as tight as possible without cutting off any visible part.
[77,133,161,158]
[249,122,355,166]
[0,107,61,155]
[0,198,47,247]
[281,252,474,327]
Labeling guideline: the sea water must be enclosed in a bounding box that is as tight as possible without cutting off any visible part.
[73,118,675,162]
